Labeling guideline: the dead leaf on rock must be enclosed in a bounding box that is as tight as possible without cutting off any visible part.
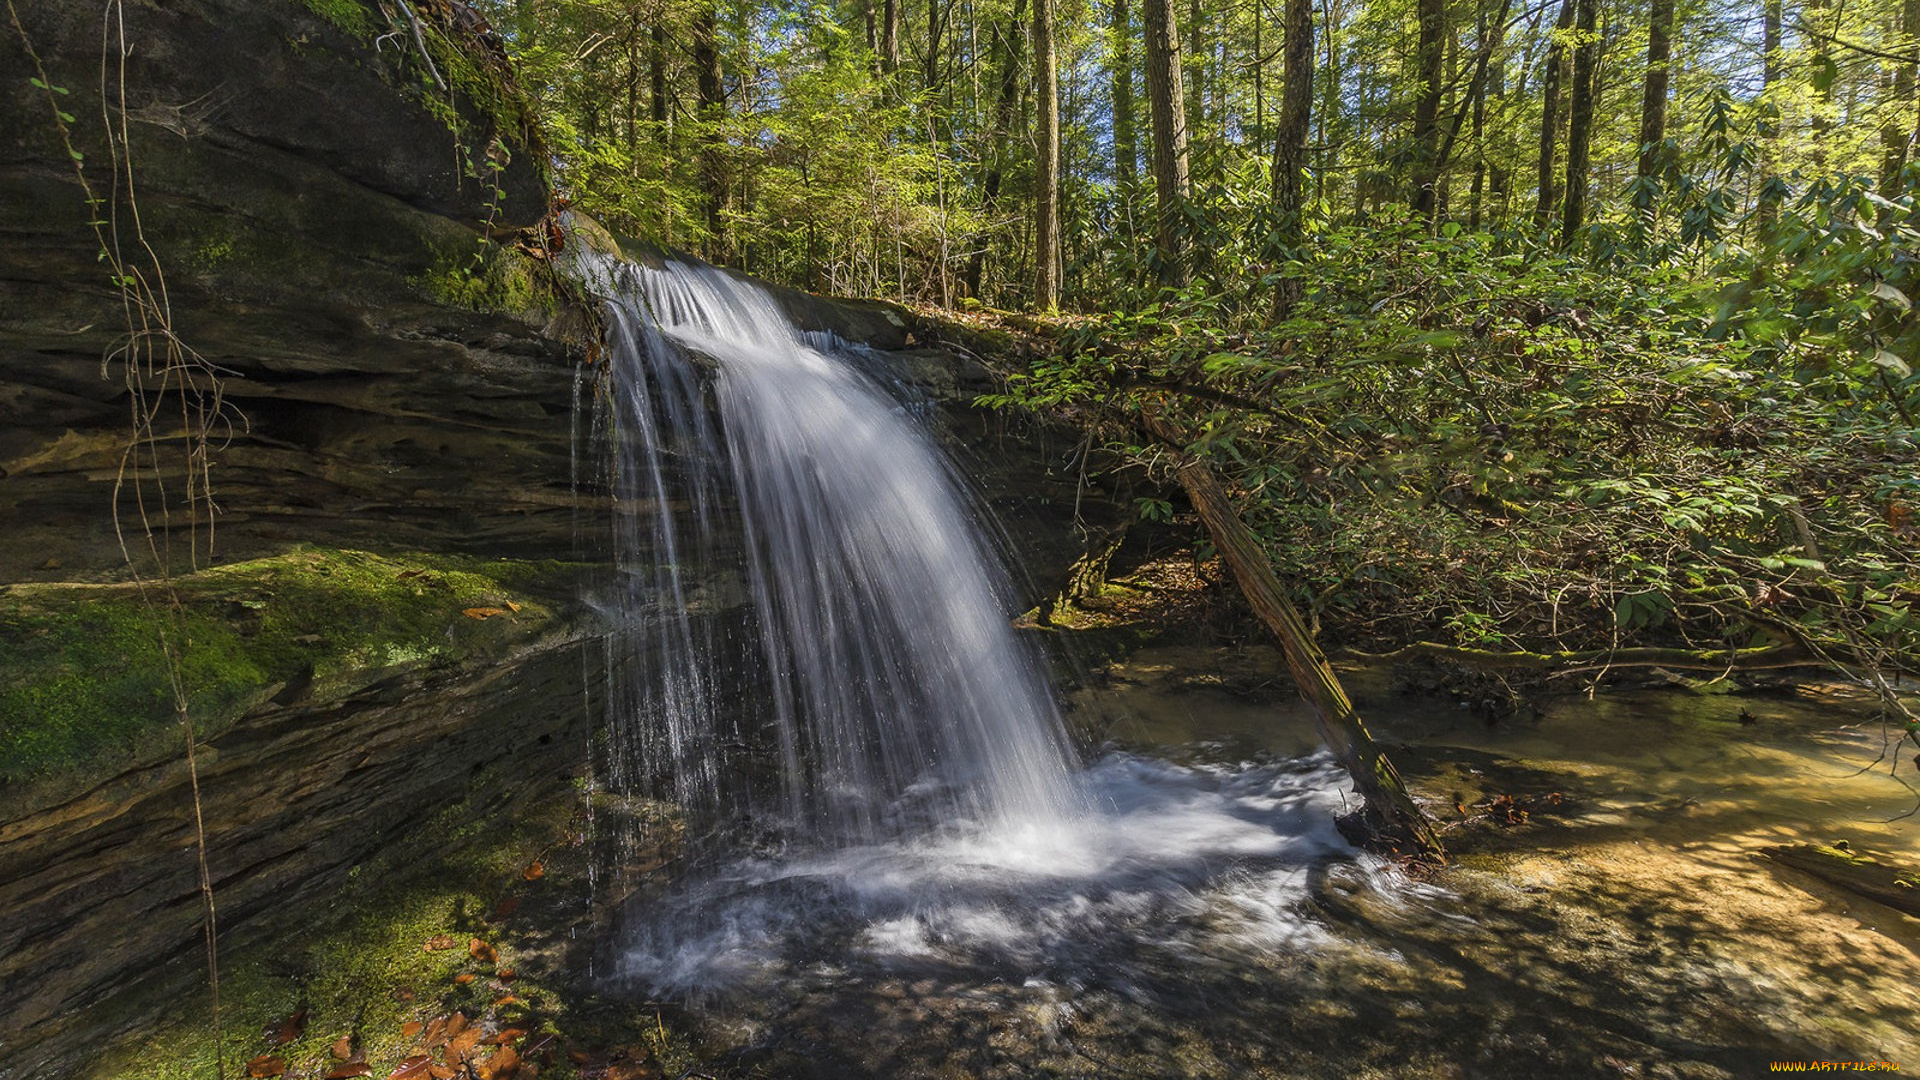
[448,1024,484,1063]
[269,1007,308,1045]
[492,993,519,1007]
[521,862,544,882]
[504,600,522,613]
[475,1045,520,1079]
[331,1035,354,1059]
[463,607,508,619]
[482,1028,527,1047]
[421,1016,449,1048]
[470,937,499,964]
[246,1056,288,1078]
[424,934,458,952]
[402,1021,424,1039]
[427,1064,458,1080]
[324,1065,373,1080]
[495,968,517,983]
[488,896,520,922]
[387,1057,433,1080]
[455,973,477,985]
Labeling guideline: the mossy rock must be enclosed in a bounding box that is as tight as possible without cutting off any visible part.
[0,547,583,799]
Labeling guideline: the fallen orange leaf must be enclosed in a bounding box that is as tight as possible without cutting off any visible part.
[324,1065,373,1080]
[424,935,457,952]
[488,896,520,922]
[246,1056,288,1078]
[455,973,476,985]
[470,937,499,964]
[504,600,522,613]
[331,1035,354,1059]
[521,862,544,882]
[496,968,517,983]
[463,607,508,619]
[270,1007,307,1045]
[481,1028,527,1046]
[401,1021,424,1039]
[386,1057,433,1080]
[492,994,519,1007]
[475,1045,520,1080]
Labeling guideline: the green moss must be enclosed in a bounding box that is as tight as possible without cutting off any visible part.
[300,0,376,39]
[415,246,549,317]
[0,548,582,791]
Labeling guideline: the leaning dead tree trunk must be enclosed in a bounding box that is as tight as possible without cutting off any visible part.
[1146,415,1445,861]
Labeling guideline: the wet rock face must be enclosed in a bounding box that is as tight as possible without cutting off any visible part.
[0,0,568,583]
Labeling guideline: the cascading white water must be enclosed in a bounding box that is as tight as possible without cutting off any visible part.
[590,256,1081,846]
[584,255,1362,999]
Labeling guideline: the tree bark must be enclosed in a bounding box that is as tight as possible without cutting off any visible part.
[691,0,727,260]
[1757,0,1783,234]
[1143,414,1446,862]
[1111,0,1139,225]
[1636,0,1673,185]
[965,0,1028,299]
[1880,0,1919,200]
[1143,0,1193,286]
[1410,0,1447,216]
[1533,0,1575,227]
[1559,0,1596,247]
[881,0,902,73]
[1270,0,1313,321]
[1034,0,1062,311]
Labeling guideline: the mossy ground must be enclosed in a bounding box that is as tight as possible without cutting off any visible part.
[0,547,583,795]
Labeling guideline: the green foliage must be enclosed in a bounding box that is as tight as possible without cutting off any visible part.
[300,0,377,39]
[985,208,1919,663]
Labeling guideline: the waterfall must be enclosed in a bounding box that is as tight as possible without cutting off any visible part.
[588,256,1081,848]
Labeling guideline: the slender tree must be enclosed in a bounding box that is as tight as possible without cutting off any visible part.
[1636,0,1673,184]
[1271,0,1314,319]
[1534,0,1576,227]
[1143,0,1193,285]
[1559,0,1597,246]
[1035,0,1062,310]
[965,0,1028,298]
[1756,0,1784,234]
[882,0,902,72]
[1410,0,1448,216]
[1111,0,1139,227]
[692,0,728,258]
[1880,0,1920,199]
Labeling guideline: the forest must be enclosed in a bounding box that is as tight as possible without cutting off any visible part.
[478,0,1920,682]
[3,0,1919,1074]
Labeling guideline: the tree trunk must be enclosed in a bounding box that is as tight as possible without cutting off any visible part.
[1034,0,1062,311]
[965,0,1028,299]
[926,0,948,93]
[1143,414,1446,862]
[1270,0,1313,321]
[1533,0,1575,227]
[1636,0,1673,185]
[1143,0,1193,286]
[1880,0,1919,200]
[1111,0,1139,227]
[1757,0,1783,234]
[881,0,902,73]
[692,0,727,260]
[1410,0,1447,216]
[1559,0,1596,247]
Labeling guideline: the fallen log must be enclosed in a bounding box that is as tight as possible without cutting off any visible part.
[1144,414,1445,863]
[1339,641,1817,674]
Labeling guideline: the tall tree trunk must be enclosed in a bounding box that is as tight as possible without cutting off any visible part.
[1270,0,1313,321]
[865,0,879,61]
[1142,414,1446,863]
[1186,0,1206,140]
[1636,0,1673,184]
[1410,0,1447,216]
[1034,0,1062,311]
[1559,0,1596,247]
[649,21,669,128]
[1533,0,1576,227]
[1880,0,1919,200]
[927,0,948,93]
[1143,0,1193,285]
[965,0,1028,298]
[692,0,727,260]
[881,0,902,73]
[1468,4,1488,230]
[1756,0,1783,234]
[1111,0,1139,228]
